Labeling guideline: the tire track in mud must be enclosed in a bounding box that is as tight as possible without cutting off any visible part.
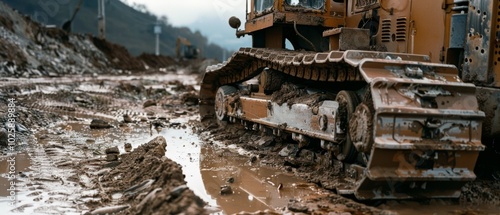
[10,136,100,214]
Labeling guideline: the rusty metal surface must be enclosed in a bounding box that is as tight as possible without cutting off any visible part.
[200,46,485,199]
[463,0,497,86]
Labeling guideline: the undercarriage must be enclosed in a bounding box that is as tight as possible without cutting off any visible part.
[200,48,485,199]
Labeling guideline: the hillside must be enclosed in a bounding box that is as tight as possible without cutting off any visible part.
[2,0,228,60]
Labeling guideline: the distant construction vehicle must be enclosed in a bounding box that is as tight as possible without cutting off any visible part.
[176,37,199,60]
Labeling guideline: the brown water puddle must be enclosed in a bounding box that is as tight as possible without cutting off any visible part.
[158,126,323,214]
[0,153,31,197]
[199,146,321,214]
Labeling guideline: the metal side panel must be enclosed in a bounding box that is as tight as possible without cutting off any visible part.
[358,58,463,84]
[234,97,339,142]
[463,0,497,85]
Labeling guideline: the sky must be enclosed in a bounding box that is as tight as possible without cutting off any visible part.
[121,0,252,52]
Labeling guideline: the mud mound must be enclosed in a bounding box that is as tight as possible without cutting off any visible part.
[138,53,176,68]
[461,180,500,206]
[0,15,14,32]
[92,37,144,71]
[95,136,206,215]
[271,82,335,107]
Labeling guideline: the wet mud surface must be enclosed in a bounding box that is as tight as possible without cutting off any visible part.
[0,73,500,215]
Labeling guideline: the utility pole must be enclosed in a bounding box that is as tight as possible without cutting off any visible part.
[154,20,161,56]
[97,0,106,39]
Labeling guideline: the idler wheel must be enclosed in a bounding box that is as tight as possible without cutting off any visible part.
[349,103,374,153]
[215,85,238,121]
[335,90,360,162]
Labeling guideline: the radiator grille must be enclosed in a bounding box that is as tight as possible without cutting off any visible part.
[381,19,391,42]
[396,17,408,41]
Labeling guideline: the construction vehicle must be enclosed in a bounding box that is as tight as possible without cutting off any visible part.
[199,0,500,200]
[176,37,199,60]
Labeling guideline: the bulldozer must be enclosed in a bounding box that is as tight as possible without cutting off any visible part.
[199,0,500,200]
[176,37,199,60]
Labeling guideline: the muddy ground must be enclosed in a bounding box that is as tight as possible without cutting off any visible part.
[0,73,499,215]
[0,1,499,214]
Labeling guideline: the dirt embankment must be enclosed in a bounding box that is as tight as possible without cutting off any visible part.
[0,2,185,77]
[92,37,145,71]
[137,53,177,69]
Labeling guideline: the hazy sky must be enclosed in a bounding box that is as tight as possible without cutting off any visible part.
[121,0,252,52]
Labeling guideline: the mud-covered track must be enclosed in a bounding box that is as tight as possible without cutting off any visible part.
[200,47,432,120]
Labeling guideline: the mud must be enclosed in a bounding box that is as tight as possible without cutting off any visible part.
[0,1,500,214]
[94,136,205,215]
[271,82,335,107]
[137,53,177,69]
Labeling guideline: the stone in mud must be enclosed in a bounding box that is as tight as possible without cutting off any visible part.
[220,185,233,195]
[87,204,130,215]
[170,184,188,199]
[105,146,119,154]
[226,177,235,183]
[106,154,119,161]
[89,119,112,129]
[123,114,133,123]
[0,128,7,147]
[287,200,308,213]
[124,143,132,152]
[257,136,275,147]
[181,92,199,106]
[279,144,298,157]
[298,149,316,161]
[249,156,257,163]
[15,123,28,132]
[143,100,156,108]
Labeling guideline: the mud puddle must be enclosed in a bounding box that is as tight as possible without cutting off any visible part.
[0,153,31,196]
[51,119,323,214]
[199,145,323,214]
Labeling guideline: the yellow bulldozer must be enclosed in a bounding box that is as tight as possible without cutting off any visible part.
[200,0,500,199]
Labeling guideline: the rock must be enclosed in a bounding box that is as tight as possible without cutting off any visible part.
[287,200,308,213]
[181,92,199,105]
[74,96,90,104]
[143,100,156,108]
[124,179,155,196]
[15,123,28,132]
[124,143,132,152]
[170,184,189,199]
[284,160,300,168]
[257,136,274,147]
[220,185,233,195]
[249,156,257,163]
[226,177,234,183]
[89,119,112,129]
[0,128,8,147]
[106,154,119,161]
[174,110,186,116]
[279,144,298,157]
[123,114,133,123]
[88,205,130,215]
[105,146,119,154]
[298,149,316,161]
